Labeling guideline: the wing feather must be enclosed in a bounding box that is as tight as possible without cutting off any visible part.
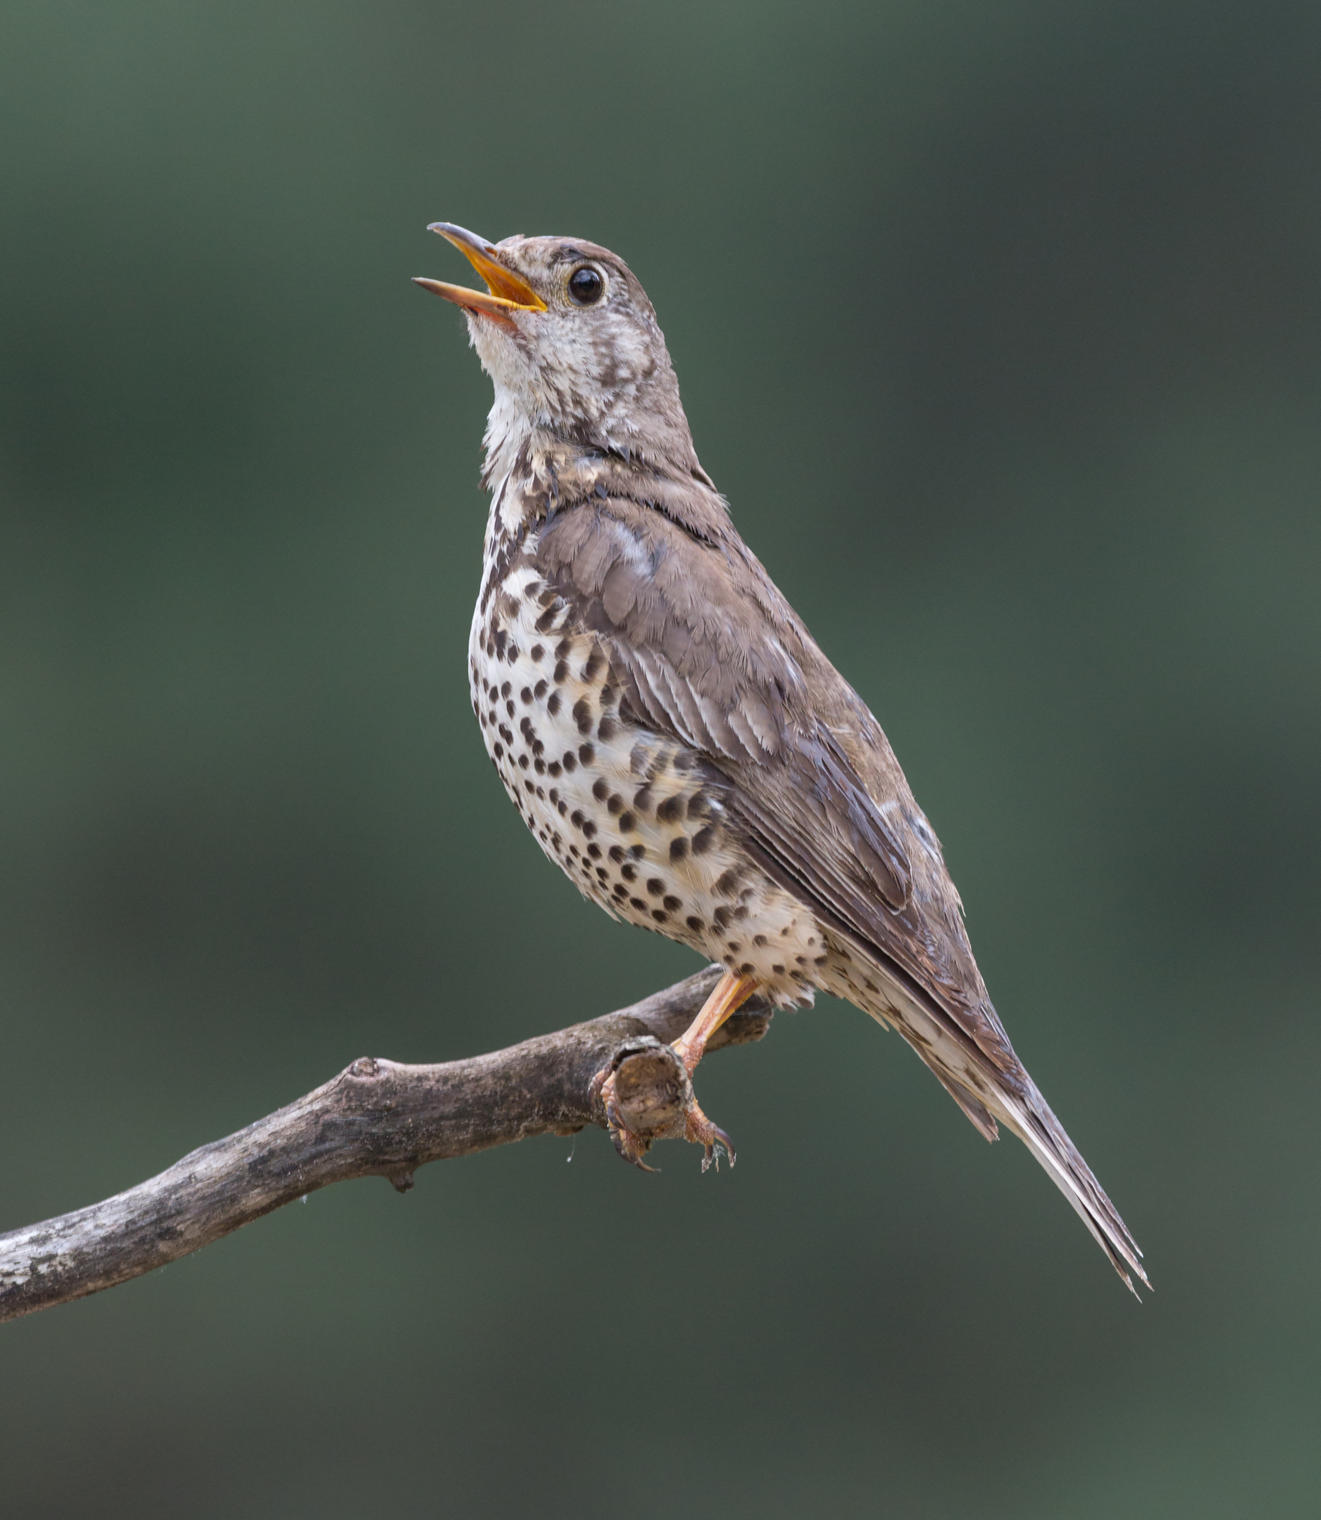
[536,494,1010,1067]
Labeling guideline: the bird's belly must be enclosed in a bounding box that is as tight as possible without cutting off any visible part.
[468,574,821,1007]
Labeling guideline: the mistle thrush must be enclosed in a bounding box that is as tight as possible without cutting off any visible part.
[415,223,1148,1295]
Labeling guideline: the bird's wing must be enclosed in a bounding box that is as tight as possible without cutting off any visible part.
[536,495,1012,1068]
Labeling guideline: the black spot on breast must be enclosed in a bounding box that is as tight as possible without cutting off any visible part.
[691,827,714,854]
[656,795,682,824]
[572,698,592,735]
[669,838,688,862]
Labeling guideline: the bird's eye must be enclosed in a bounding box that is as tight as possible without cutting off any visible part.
[567,265,606,305]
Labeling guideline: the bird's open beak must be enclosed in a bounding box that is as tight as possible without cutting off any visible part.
[413,223,547,325]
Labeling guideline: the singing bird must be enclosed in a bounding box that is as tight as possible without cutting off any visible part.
[415,224,1148,1294]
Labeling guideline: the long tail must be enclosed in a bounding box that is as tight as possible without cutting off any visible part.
[990,1074,1150,1297]
[862,985,1150,1296]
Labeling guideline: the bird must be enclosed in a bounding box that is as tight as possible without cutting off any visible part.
[414,222,1149,1295]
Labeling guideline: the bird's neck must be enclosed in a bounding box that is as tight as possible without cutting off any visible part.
[479,389,730,544]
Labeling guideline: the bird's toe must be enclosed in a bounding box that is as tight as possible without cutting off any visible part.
[684,1100,735,1172]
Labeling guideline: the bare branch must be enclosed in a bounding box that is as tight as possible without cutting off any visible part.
[0,968,771,1323]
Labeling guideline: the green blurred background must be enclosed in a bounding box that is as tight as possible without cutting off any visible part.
[3,2,1318,1515]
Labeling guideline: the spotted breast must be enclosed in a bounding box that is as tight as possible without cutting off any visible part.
[467,460,826,1011]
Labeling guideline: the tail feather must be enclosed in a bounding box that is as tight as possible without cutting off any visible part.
[994,1077,1150,1297]
[862,987,1149,1295]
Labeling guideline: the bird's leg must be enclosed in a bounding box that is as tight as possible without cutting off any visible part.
[671,970,759,1076]
[671,970,759,1170]
[595,970,759,1171]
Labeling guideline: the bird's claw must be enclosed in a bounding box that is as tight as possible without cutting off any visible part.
[590,1065,659,1172]
[590,1053,734,1172]
[686,1102,736,1172]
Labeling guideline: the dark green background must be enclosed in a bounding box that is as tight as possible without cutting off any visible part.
[4,3,1317,1515]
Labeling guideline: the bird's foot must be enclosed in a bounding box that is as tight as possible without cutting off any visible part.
[589,1035,734,1172]
[684,1099,735,1172]
[591,1063,659,1172]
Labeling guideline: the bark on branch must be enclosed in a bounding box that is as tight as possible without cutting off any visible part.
[0,968,771,1323]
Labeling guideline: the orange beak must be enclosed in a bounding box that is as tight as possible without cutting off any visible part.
[413,223,547,327]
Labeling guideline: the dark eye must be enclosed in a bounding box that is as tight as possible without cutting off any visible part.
[567,265,605,305]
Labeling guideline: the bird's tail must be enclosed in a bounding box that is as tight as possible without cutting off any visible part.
[874,998,1150,1296]
[984,1073,1149,1297]
[841,955,1149,1294]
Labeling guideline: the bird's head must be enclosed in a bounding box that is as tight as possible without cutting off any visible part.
[415,223,695,471]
